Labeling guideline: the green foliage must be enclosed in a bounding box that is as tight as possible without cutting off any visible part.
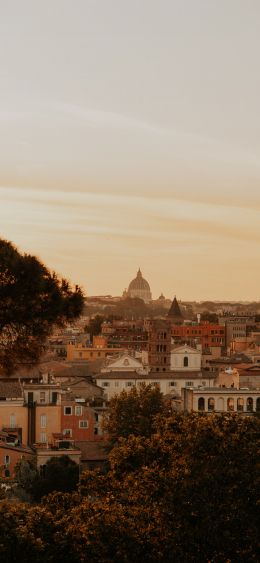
[103,384,168,442]
[0,239,84,373]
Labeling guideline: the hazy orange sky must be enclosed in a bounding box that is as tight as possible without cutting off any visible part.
[0,1,260,300]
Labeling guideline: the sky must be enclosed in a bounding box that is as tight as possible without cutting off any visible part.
[0,0,260,301]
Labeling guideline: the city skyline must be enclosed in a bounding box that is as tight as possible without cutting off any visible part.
[1,1,260,300]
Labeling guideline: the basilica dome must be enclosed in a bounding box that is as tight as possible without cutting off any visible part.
[127,269,152,303]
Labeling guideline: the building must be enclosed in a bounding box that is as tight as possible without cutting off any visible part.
[61,396,104,441]
[171,322,225,351]
[101,319,148,352]
[0,438,34,479]
[167,296,184,324]
[0,381,28,445]
[146,319,172,372]
[237,364,260,389]
[101,352,147,374]
[218,314,256,348]
[126,268,152,303]
[95,370,215,401]
[23,376,63,446]
[171,344,202,371]
[66,342,122,363]
[214,367,240,389]
[182,387,260,414]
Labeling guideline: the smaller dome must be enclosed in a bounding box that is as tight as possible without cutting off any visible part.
[128,269,151,292]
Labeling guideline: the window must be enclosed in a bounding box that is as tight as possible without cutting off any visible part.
[10,414,16,428]
[52,392,58,404]
[208,398,215,411]
[169,382,176,387]
[237,398,244,412]
[28,392,34,404]
[63,429,72,437]
[75,406,82,416]
[102,382,110,387]
[198,397,205,411]
[40,391,46,404]
[64,406,72,415]
[185,381,194,387]
[227,398,234,411]
[126,382,133,387]
[79,420,88,428]
[40,432,47,443]
[40,414,47,428]
[184,356,189,367]
[256,397,260,411]
[246,397,253,412]
[4,455,10,465]
[114,381,119,387]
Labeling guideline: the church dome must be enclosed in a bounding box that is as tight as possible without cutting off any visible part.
[127,269,152,303]
[128,269,151,291]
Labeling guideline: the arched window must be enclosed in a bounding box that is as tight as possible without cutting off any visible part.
[256,397,260,412]
[227,398,234,411]
[198,397,205,411]
[246,397,253,412]
[208,398,215,411]
[237,398,244,412]
[184,356,189,367]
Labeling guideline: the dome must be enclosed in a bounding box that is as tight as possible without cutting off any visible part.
[127,269,152,303]
[128,269,151,291]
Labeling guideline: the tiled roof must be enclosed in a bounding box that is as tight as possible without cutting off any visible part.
[95,370,214,380]
[0,380,23,398]
[0,442,33,454]
[75,441,109,461]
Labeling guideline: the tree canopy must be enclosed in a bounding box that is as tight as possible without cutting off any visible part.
[0,239,84,373]
[0,413,259,562]
[103,384,168,442]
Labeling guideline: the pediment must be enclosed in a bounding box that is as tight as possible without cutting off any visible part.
[171,345,200,355]
[105,354,143,370]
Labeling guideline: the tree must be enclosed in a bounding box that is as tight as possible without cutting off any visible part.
[15,458,38,502]
[84,315,104,341]
[84,412,260,562]
[30,455,80,502]
[200,310,218,323]
[0,414,259,562]
[103,384,168,443]
[0,239,84,373]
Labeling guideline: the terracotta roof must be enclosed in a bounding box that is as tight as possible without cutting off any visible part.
[75,441,109,461]
[0,442,33,454]
[0,380,23,398]
[95,370,214,380]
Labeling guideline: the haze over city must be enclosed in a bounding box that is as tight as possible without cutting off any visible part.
[1,0,260,300]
